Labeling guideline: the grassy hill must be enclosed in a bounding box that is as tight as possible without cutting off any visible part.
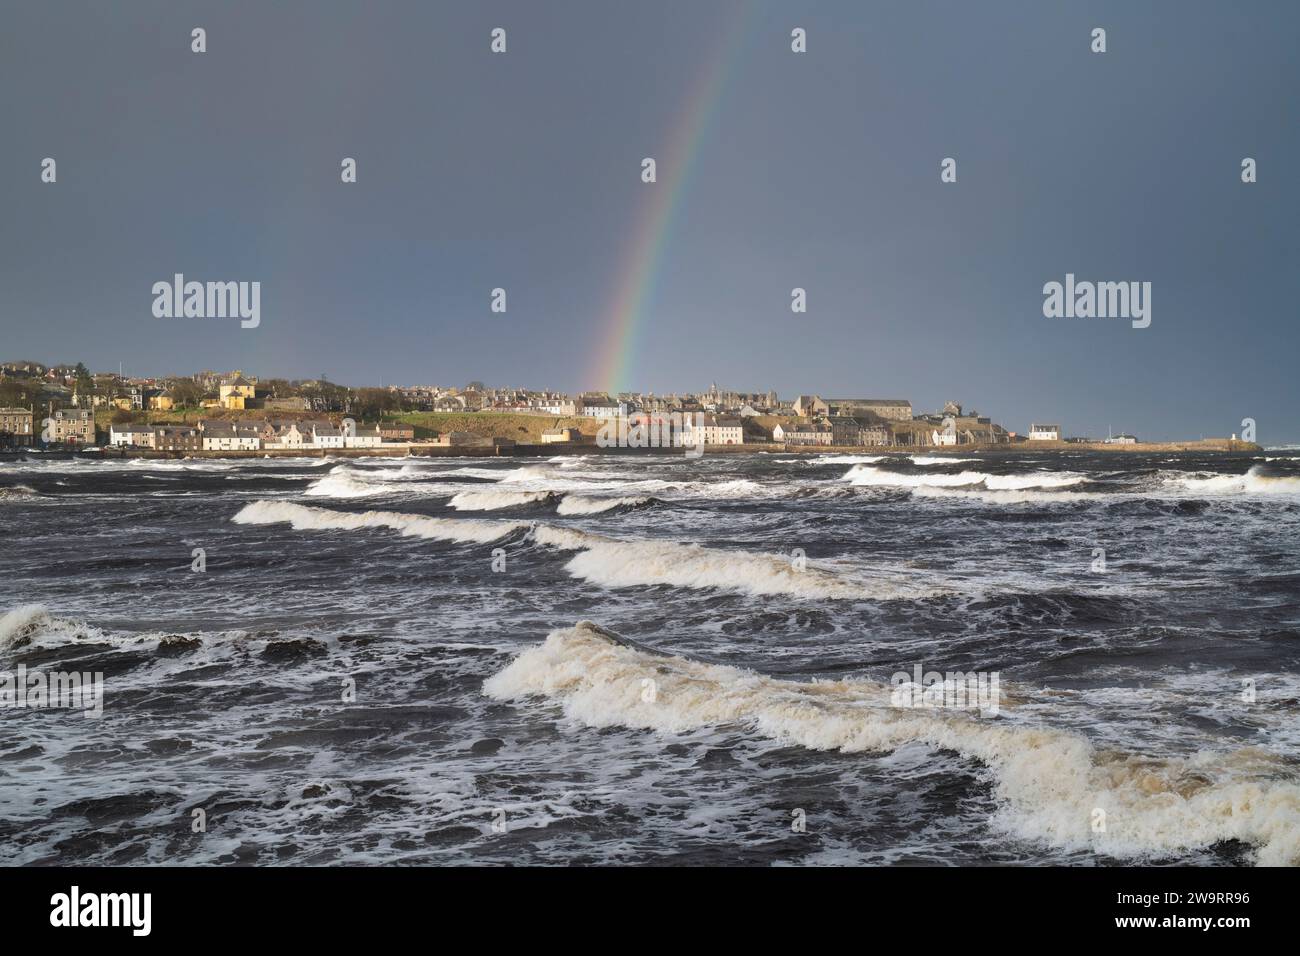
[386,412,598,441]
[94,407,601,442]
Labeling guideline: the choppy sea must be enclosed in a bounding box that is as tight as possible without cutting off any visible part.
[2,449,1298,865]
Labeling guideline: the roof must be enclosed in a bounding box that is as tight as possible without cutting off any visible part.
[828,398,911,407]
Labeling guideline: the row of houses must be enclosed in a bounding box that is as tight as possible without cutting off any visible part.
[772,416,892,446]
[790,396,914,422]
[0,407,94,446]
[601,413,747,446]
[108,419,398,452]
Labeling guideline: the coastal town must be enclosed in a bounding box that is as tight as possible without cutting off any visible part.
[0,359,1173,455]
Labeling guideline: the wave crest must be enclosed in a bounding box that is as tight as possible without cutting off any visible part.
[1168,465,1300,496]
[530,526,921,600]
[555,495,654,516]
[844,464,1085,491]
[448,490,555,511]
[0,604,105,651]
[232,500,523,543]
[486,622,1300,865]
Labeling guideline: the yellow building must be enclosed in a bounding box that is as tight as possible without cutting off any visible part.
[219,375,255,410]
[149,392,175,411]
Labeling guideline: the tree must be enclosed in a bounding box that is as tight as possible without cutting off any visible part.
[259,378,296,398]
[354,387,404,420]
[166,378,203,408]
[0,377,41,408]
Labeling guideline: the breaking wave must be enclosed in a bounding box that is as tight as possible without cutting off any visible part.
[232,500,523,544]
[486,621,1300,866]
[708,478,766,497]
[1166,466,1300,496]
[497,465,555,483]
[908,455,979,465]
[845,464,1085,491]
[0,604,106,652]
[304,470,390,498]
[845,465,980,488]
[232,501,925,598]
[555,495,655,516]
[448,490,555,511]
[530,526,925,600]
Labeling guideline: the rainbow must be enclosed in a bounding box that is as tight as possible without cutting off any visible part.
[587,14,753,395]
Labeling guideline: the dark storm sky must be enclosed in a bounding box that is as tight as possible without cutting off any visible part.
[1,1,1296,441]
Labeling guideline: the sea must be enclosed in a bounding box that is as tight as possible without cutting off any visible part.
[1,449,1298,866]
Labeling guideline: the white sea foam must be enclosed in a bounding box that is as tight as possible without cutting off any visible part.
[908,455,979,465]
[1167,466,1300,496]
[844,464,1085,492]
[845,465,987,488]
[0,605,56,649]
[985,472,1086,490]
[709,478,766,497]
[232,500,523,544]
[795,454,978,467]
[304,471,390,498]
[555,495,653,515]
[805,454,891,465]
[0,604,107,651]
[0,458,235,475]
[486,622,1300,866]
[126,458,235,472]
[497,465,555,483]
[530,526,920,599]
[235,499,920,598]
[448,490,554,511]
[305,464,470,499]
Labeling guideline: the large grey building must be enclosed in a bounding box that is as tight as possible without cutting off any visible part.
[826,399,913,422]
[0,407,34,447]
[53,408,95,444]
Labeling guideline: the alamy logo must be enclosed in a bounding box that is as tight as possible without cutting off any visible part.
[1042,273,1150,328]
[596,412,705,458]
[890,664,1000,716]
[152,273,260,328]
[50,886,151,936]
[1,665,103,718]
